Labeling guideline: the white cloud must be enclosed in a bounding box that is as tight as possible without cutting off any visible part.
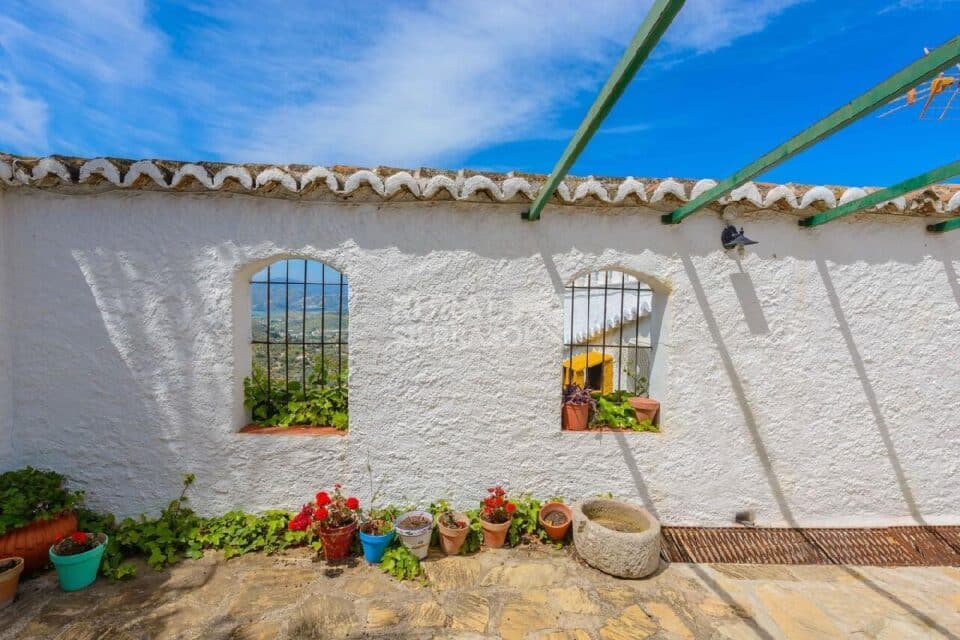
[0,73,48,154]
[0,0,801,165]
[198,0,803,166]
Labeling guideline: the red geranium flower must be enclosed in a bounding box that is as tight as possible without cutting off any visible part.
[316,491,331,506]
[345,497,359,510]
[70,532,87,544]
[505,502,516,514]
[315,506,329,522]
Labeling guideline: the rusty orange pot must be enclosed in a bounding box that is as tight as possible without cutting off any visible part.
[538,502,572,542]
[0,512,78,572]
[628,397,660,424]
[0,557,24,610]
[318,520,357,562]
[437,513,470,556]
[562,404,590,431]
[480,517,511,548]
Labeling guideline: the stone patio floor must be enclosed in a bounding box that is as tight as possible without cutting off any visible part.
[3,545,960,639]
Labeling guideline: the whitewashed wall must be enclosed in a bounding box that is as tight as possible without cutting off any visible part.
[0,192,12,464]
[3,189,960,527]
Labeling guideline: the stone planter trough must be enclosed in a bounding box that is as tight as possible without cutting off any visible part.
[572,498,661,579]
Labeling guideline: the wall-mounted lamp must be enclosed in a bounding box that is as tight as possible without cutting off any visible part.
[721,225,758,251]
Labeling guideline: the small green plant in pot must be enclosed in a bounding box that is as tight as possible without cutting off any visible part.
[436,510,470,555]
[49,532,107,591]
[358,508,395,564]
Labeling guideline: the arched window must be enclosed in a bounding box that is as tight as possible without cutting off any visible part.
[561,270,659,432]
[245,259,348,430]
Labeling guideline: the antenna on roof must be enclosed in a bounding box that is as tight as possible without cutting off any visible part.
[879,47,958,120]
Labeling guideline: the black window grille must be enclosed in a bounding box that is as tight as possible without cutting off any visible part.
[563,270,653,396]
[250,259,348,394]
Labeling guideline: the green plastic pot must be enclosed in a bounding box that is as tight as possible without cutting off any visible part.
[48,535,106,592]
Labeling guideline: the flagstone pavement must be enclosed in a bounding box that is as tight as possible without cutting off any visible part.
[3,545,960,639]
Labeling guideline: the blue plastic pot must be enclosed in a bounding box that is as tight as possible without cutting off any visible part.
[358,528,394,563]
[48,535,107,592]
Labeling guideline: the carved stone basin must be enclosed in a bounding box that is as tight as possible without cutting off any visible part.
[572,498,661,579]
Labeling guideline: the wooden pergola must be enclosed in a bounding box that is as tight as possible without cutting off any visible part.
[522,0,960,231]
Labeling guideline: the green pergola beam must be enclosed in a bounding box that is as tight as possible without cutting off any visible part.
[522,0,686,221]
[661,34,960,225]
[799,160,960,227]
[927,214,960,233]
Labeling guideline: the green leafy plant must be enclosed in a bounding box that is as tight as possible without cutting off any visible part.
[0,467,85,536]
[507,495,544,546]
[197,510,307,559]
[244,362,348,429]
[591,392,639,429]
[461,508,484,554]
[380,545,422,581]
[111,474,204,572]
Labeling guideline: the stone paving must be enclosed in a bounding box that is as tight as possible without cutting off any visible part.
[3,545,960,639]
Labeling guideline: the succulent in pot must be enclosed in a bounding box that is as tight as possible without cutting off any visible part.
[538,499,573,542]
[49,532,107,592]
[395,511,433,560]
[479,486,516,548]
[358,509,395,564]
[288,484,361,562]
[561,384,595,431]
[436,511,470,555]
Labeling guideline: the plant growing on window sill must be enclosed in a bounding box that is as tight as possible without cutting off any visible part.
[244,362,348,430]
[590,391,659,432]
[561,384,596,431]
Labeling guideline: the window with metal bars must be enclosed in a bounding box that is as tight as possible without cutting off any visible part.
[562,270,655,426]
[248,259,348,426]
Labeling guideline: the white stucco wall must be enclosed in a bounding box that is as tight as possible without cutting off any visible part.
[0,193,12,466]
[4,189,960,528]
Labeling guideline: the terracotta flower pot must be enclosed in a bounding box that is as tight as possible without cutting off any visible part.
[0,557,24,610]
[437,513,470,555]
[480,517,511,548]
[318,520,357,562]
[628,397,660,423]
[0,512,78,573]
[562,403,590,431]
[538,502,572,542]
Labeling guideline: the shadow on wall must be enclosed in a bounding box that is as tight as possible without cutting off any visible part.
[66,248,217,513]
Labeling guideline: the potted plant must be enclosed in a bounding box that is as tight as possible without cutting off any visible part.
[288,484,360,562]
[538,499,572,542]
[436,510,469,555]
[479,486,515,548]
[0,557,24,609]
[358,509,395,564]
[0,467,84,572]
[394,511,433,560]
[49,532,107,592]
[562,384,595,431]
[623,369,660,424]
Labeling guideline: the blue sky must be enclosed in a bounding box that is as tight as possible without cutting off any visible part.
[0,0,957,185]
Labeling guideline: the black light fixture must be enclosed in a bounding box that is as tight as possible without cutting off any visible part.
[721,225,758,250]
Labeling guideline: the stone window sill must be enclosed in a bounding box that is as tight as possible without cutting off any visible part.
[561,427,660,434]
[239,424,347,437]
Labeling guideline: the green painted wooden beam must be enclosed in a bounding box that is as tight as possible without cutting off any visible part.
[662,34,960,225]
[522,0,686,221]
[799,160,960,227]
[927,216,960,233]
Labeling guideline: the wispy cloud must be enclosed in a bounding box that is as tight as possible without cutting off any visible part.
[0,0,801,165]
[0,72,48,154]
